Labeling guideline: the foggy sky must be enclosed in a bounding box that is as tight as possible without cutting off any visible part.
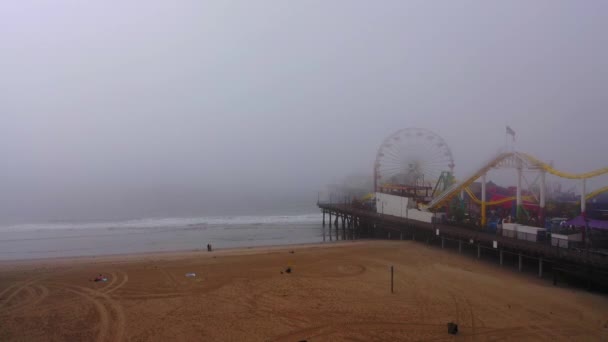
[1,1,607,224]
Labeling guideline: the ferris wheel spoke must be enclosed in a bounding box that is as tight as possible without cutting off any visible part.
[378,167,406,175]
[375,128,454,193]
[423,146,450,165]
[381,150,403,163]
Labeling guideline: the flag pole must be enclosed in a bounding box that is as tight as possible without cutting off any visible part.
[505,127,508,151]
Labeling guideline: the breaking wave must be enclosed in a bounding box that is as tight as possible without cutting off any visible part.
[0,213,323,232]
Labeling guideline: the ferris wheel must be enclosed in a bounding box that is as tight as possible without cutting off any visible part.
[374,128,455,191]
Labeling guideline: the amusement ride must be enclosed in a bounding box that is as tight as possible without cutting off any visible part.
[373,128,608,229]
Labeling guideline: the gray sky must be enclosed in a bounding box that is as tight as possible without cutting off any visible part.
[1,1,607,223]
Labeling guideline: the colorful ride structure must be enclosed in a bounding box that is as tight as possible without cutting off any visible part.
[427,151,608,226]
[373,128,608,228]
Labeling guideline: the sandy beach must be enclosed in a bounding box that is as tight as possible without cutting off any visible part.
[1,240,607,341]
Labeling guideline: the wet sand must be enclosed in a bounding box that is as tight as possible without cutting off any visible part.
[1,241,607,341]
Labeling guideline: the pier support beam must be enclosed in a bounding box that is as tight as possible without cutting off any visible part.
[581,179,587,246]
[581,178,587,215]
[539,171,546,226]
[400,232,403,240]
[499,250,503,266]
[336,222,339,240]
[458,240,462,253]
[441,237,445,249]
[518,253,523,272]
[346,217,350,240]
[553,269,558,286]
[322,223,326,242]
[477,245,481,259]
[538,258,543,278]
[328,212,332,227]
[481,173,487,227]
[516,161,523,221]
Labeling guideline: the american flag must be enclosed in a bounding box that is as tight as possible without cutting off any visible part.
[506,126,515,141]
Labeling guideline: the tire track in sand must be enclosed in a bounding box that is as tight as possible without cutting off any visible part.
[58,283,126,342]
[103,271,129,295]
[63,287,110,342]
[0,281,24,300]
[1,284,50,314]
[0,278,44,311]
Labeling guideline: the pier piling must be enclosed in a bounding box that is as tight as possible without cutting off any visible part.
[518,254,523,272]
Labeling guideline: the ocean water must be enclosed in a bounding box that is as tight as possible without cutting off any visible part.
[0,214,324,260]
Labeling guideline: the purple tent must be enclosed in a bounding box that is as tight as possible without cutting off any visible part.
[565,215,608,230]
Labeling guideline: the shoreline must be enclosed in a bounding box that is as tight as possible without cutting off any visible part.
[0,218,326,264]
[0,240,366,269]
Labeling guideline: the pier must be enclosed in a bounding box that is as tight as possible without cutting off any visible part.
[318,127,608,291]
[318,201,608,290]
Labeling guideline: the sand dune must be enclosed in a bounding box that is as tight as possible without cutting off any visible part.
[1,241,607,341]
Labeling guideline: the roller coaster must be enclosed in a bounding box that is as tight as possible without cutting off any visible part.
[373,128,608,227]
[582,185,608,203]
[428,151,608,227]
[427,151,608,208]
[462,187,534,207]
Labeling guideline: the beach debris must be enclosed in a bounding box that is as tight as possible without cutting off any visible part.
[289,250,295,254]
[93,274,108,282]
[285,267,292,274]
[447,322,458,335]
[185,272,197,278]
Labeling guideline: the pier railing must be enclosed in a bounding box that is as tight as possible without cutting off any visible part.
[318,203,608,268]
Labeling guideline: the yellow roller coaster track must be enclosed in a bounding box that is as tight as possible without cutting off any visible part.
[462,187,535,206]
[429,152,608,210]
[579,185,608,203]
[520,153,608,179]
[463,185,608,206]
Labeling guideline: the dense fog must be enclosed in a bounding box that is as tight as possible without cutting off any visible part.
[2,1,607,224]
